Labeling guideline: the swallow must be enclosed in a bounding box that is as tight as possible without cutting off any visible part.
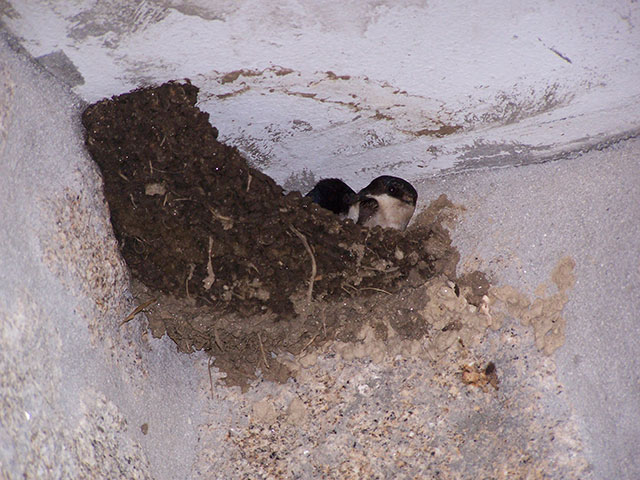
[305,178,357,216]
[347,176,418,231]
[306,175,418,231]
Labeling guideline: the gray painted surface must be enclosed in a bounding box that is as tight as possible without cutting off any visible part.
[417,143,640,480]
[2,0,640,186]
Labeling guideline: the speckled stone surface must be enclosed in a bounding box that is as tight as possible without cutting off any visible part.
[193,305,591,479]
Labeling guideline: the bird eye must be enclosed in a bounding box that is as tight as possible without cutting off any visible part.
[388,185,396,194]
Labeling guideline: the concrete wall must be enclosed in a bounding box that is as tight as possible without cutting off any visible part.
[0,32,204,480]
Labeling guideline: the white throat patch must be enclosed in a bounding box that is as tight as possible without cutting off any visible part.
[363,193,415,230]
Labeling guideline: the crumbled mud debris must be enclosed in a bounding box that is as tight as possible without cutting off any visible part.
[490,256,576,355]
[82,82,490,387]
[461,361,500,391]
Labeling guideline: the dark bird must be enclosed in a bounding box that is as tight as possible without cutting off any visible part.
[305,178,357,216]
[348,175,418,231]
[306,175,418,231]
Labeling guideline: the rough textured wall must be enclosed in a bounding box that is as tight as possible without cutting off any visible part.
[0,32,204,480]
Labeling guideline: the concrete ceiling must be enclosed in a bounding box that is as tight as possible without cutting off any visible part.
[3,0,640,190]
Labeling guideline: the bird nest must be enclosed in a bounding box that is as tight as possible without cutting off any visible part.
[82,82,487,387]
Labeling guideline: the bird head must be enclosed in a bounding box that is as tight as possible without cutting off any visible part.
[359,176,417,206]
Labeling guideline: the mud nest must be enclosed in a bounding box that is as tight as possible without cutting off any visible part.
[82,82,481,387]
